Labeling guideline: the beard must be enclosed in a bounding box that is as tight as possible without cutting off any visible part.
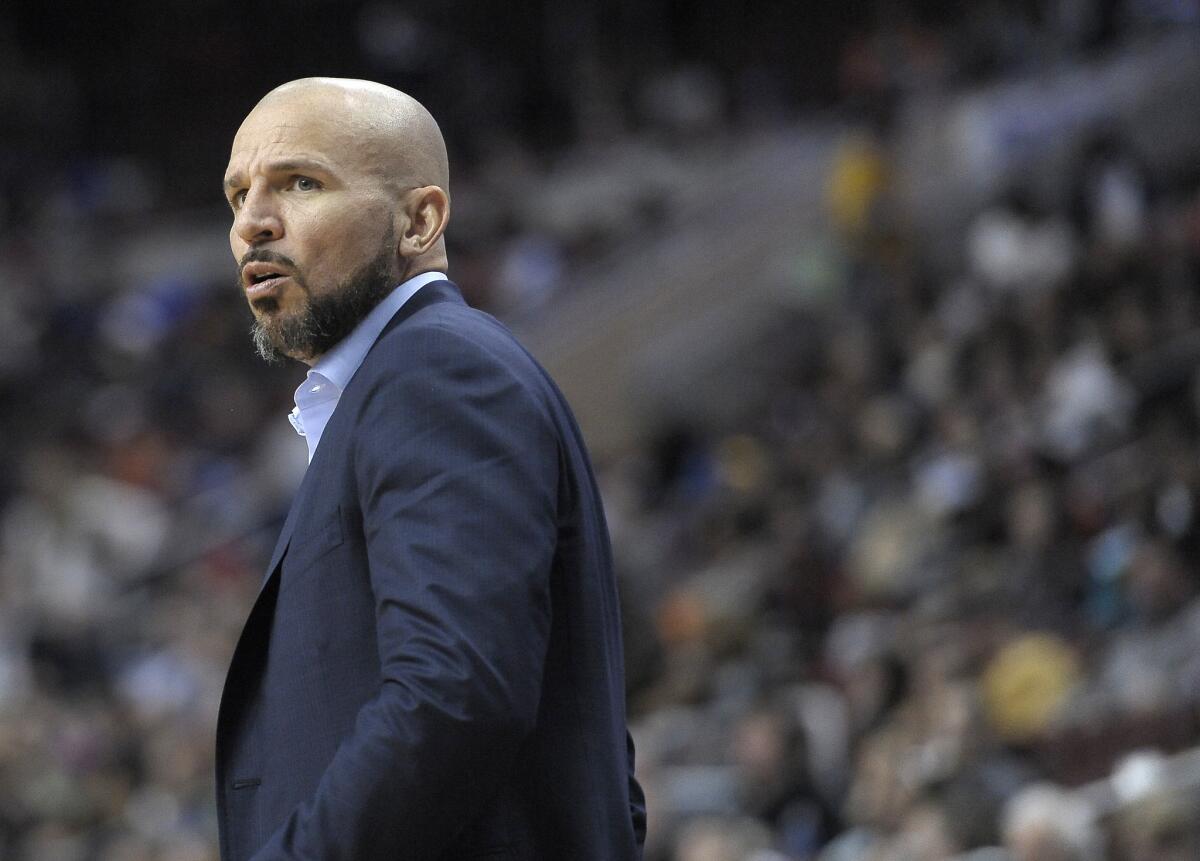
[247,236,396,365]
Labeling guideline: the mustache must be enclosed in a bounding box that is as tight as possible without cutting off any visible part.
[238,248,300,279]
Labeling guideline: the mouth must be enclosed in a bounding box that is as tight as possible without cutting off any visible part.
[246,274,291,299]
[242,262,294,298]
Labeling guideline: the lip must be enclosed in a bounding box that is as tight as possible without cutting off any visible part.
[245,274,291,298]
[241,260,294,294]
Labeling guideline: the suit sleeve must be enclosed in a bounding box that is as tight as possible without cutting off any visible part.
[251,323,559,860]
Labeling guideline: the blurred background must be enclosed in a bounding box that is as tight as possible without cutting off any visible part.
[3,1,1200,859]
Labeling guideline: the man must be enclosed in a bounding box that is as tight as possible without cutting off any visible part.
[215,78,647,861]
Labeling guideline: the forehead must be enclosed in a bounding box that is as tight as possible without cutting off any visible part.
[226,95,364,176]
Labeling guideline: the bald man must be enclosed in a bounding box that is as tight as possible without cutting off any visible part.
[215,79,646,861]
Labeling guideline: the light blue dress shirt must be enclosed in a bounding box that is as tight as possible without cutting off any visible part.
[288,271,448,463]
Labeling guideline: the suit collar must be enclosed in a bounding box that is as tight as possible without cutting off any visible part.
[373,278,464,343]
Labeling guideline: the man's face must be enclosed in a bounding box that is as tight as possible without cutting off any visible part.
[224,95,399,363]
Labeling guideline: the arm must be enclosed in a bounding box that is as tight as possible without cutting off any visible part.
[252,323,558,860]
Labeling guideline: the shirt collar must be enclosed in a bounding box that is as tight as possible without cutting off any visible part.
[308,270,448,394]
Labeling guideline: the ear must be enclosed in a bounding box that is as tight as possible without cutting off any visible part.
[396,186,450,258]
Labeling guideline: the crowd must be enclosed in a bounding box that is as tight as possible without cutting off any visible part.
[611,119,1200,858]
[2,2,1200,860]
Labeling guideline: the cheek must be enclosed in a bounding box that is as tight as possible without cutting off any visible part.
[291,197,392,286]
[306,230,380,284]
[294,242,338,295]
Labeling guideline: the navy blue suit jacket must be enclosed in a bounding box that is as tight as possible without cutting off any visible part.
[215,280,646,860]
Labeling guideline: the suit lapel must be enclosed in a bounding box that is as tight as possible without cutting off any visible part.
[260,453,321,587]
[257,279,465,592]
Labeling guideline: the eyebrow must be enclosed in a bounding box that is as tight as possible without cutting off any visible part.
[223,159,335,191]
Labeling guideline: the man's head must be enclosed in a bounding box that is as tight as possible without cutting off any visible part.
[224,78,450,364]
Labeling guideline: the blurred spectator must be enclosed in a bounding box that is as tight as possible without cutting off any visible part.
[968,189,1078,297]
[1002,783,1104,861]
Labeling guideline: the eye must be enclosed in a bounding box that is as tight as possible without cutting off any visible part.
[292,176,321,192]
[229,189,247,209]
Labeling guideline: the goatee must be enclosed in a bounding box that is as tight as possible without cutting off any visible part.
[250,244,396,364]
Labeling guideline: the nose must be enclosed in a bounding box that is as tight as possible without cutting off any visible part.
[232,182,283,245]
